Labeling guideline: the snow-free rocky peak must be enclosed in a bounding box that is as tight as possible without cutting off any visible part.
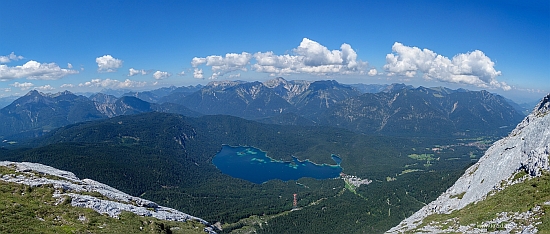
[388,94,550,233]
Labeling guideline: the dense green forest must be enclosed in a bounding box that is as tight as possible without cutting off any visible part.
[0,112,488,233]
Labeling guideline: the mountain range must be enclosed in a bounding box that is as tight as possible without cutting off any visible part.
[0,110,481,233]
[0,78,525,139]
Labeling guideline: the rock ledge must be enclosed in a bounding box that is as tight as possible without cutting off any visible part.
[0,161,216,234]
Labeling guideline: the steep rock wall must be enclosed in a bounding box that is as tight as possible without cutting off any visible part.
[388,94,550,233]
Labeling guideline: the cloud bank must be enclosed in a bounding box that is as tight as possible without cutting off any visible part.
[0,61,78,81]
[78,78,146,89]
[37,84,54,91]
[9,82,54,92]
[96,55,123,73]
[384,42,509,90]
[191,38,368,79]
[189,40,510,91]
[10,82,34,90]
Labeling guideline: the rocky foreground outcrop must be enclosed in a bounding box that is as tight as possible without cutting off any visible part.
[387,94,550,233]
[0,161,217,234]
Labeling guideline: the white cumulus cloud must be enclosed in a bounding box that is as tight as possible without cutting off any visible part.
[383,42,509,90]
[37,84,55,91]
[128,68,148,76]
[60,84,75,88]
[193,68,204,79]
[191,57,206,67]
[252,38,367,76]
[252,52,301,74]
[0,52,24,63]
[78,78,147,89]
[192,52,252,79]
[177,71,185,76]
[0,61,78,81]
[67,63,73,69]
[153,70,171,80]
[294,38,344,66]
[96,55,123,73]
[10,82,34,90]
[368,68,378,76]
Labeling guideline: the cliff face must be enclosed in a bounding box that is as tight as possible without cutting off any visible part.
[388,94,550,233]
[0,161,216,234]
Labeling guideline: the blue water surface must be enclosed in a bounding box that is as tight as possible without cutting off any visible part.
[212,145,342,184]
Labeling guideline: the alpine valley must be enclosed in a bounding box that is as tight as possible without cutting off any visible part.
[0,77,540,233]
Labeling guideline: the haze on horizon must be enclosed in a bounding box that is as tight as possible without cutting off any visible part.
[0,0,548,103]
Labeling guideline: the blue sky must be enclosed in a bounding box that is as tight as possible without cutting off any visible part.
[1,0,548,103]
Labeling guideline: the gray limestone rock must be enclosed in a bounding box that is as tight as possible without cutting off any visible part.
[0,161,216,234]
[387,94,550,233]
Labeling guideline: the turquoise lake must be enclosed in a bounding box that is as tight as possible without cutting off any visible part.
[212,145,342,184]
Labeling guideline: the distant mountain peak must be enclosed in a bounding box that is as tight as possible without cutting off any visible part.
[24,89,44,97]
[383,83,414,93]
[206,80,246,88]
[98,88,132,97]
[15,90,51,105]
[48,90,75,98]
[263,77,289,88]
[59,90,74,95]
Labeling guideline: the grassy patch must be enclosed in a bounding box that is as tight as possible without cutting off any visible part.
[538,205,550,232]
[408,153,435,161]
[449,192,465,199]
[399,169,423,175]
[0,180,206,234]
[0,165,17,175]
[344,180,357,193]
[417,173,550,232]
[512,170,528,181]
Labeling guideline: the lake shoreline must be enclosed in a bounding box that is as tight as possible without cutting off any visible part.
[213,145,343,184]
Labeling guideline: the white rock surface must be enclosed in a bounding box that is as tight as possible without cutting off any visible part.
[0,161,216,234]
[387,94,550,233]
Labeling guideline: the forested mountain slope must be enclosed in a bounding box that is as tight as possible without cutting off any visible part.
[0,112,481,233]
[0,91,199,139]
[319,87,523,136]
[0,90,104,139]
